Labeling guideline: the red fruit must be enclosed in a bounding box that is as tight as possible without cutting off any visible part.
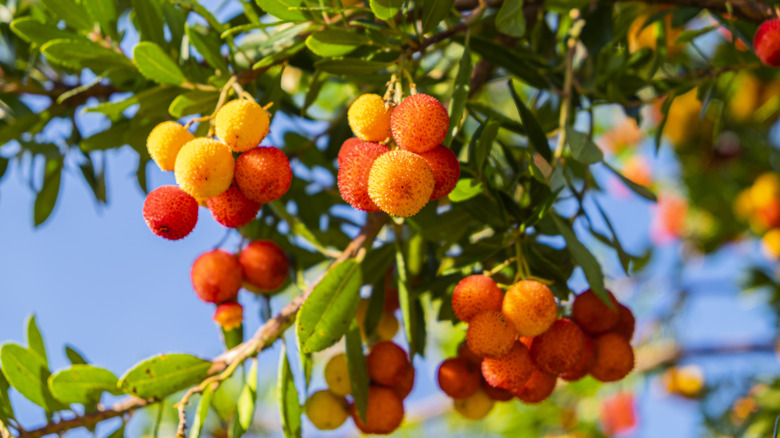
[571,289,620,335]
[754,19,780,67]
[142,185,198,240]
[366,341,410,386]
[213,302,243,330]
[391,365,415,400]
[390,93,449,153]
[481,379,514,402]
[350,386,404,434]
[560,334,596,382]
[438,358,481,399]
[530,318,586,375]
[337,142,389,212]
[238,240,289,293]
[613,303,636,340]
[481,342,535,390]
[337,138,378,167]
[511,369,557,404]
[234,147,292,204]
[451,275,504,323]
[418,145,460,200]
[191,250,242,303]
[457,341,483,366]
[600,392,637,435]
[207,183,261,228]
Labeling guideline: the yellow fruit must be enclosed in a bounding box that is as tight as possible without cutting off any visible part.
[367,150,435,217]
[174,138,235,198]
[215,99,270,152]
[375,311,399,341]
[734,189,754,220]
[146,121,194,171]
[502,280,558,337]
[348,94,393,142]
[324,353,351,396]
[465,310,517,359]
[750,173,780,208]
[305,390,349,430]
[663,365,704,398]
[662,89,702,147]
[453,388,495,420]
[762,228,780,259]
[728,74,762,122]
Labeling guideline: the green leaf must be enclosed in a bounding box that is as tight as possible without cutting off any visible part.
[39,0,93,31]
[118,354,212,399]
[106,424,125,438]
[566,125,603,165]
[345,322,369,424]
[169,90,220,118]
[395,237,422,357]
[0,372,15,421]
[186,25,229,73]
[296,260,363,353]
[475,119,500,171]
[48,365,121,404]
[10,18,80,47]
[65,345,88,365]
[189,383,215,438]
[602,161,657,202]
[83,0,118,38]
[445,44,471,146]
[256,0,306,21]
[231,358,257,438]
[26,315,47,366]
[168,0,226,32]
[278,345,301,438]
[448,178,483,202]
[421,0,453,33]
[551,214,610,305]
[508,80,552,162]
[132,0,166,47]
[306,30,369,57]
[675,24,718,44]
[314,59,391,75]
[370,0,405,21]
[0,158,8,181]
[34,159,62,227]
[0,344,64,412]
[496,0,525,37]
[41,39,133,71]
[133,42,188,86]
[267,201,333,257]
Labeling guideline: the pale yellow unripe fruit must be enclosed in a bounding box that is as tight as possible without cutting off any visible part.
[174,138,235,198]
[324,353,351,396]
[146,121,194,171]
[453,388,495,420]
[215,99,270,152]
[304,390,349,430]
[348,94,392,142]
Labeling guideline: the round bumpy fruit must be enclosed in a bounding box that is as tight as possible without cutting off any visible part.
[511,369,557,404]
[207,183,261,228]
[466,311,517,359]
[213,302,243,331]
[234,147,292,204]
[337,138,373,167]
[613,303,636,340]
[451,275,503,323]
[438,358,481,399]
[338,143,389,212]
[191,249,242,303]
[175,138,235,199]
[457,341,483,365]
[238,240,289,293]
[305,390,349,431]
[366,341,410,386]
[418,145,460,200]
[590,332,635,382]
[392,365,415,399]
[481,342,535,390]
[482,380,514,401]
[350,386,404,434]
[215,99,270,152]
[530,318,586,375]
[571,289,620,335]
[502,280,558,337]
[147,121,194,171]
[390,93,449,153]
[142,185,198,240]
[348,94,393,142]
[560,334,596,382]
[755,19,780,67]
[367,149,435,217]
[324,353,351,397]
[453,388,495,420]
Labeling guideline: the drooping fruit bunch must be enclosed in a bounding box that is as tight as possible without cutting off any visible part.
[142,98,292,239]
[440,274,636,419]
[337,93,460,217]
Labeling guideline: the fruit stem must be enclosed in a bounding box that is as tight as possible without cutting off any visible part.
[551,10,585,166]
[484,257,517,277]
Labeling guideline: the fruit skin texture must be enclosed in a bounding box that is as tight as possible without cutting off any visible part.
[481,342,535,390]
[560,334,596,382]
[571,289,620,335]
[350,386,404,434]
[418,145,460,200]
[142,185,198,240]
[437,357,481,399]
[367,149,435,217]
[213,302,243,330]
[175,138,235,199]
[453,388,495,420]
[391,93,449,153]
[305,390,349,431]
[324,353,351,396]
[530,318,586,375]
[366,341,410,386]
[590,332,635,382]
[238,240,289,293]
[754,19,780,67]
[215,99,270,152]
[613,303,636,340]
[191,249,242,303]
[147,121,194,171]
[451,275,503,323]
[234,147,292,204]
[466,310,517,359]
[502,280,558,337]
[337,143,389,212]
[391,365,415,399]
[511,369,557,404]
[207,183,261,228]
[348,94,393,142]
[337,138,376,167]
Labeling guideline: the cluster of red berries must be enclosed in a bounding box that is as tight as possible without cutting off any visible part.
[142,98,292,240]
[438,275,636,418]
[338,93,460,217]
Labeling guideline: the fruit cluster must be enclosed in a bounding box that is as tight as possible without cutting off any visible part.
[734,172,780,258]
[338,93,460,217]
[305,340,413,435]
[142,98,292,240]
[438,275,635,418]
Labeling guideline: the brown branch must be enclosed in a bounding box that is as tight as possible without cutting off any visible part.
[17,397,151,438]
[635,340,777,373]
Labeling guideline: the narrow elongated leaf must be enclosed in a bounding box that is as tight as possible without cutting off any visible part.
[314,59,390,75]
[257,0,306,21]
[395,238,419,357]
[345,322,369,423]
[26,315,47,366]
[186,25,229,72]
[0,344,64,412]
[445,45,471,146]
[566,125,603,164]
[278,346,301,438]
[422,0,453,33]
[41,39,133,71]
[10,18,79,47]
[133,42,187,86]
[65,345,88,365]
[118,354,212,399]
[231,358,257,438]
[370,0,404,21]
[39,0,92,30]
[189,383,215,438]
[168,0,226,32]
[509,81,552,161]
[306,30,368,57]
[0,372,15,421]
[34,159,62,227]
[49,365,121,404]
[268,201,332,257]
[169,90,220,118]
[496,0,525,37]
[475,119,500,171]
[602,161,657,202]
[296,260,363,353]
[551,214,610,305]
[132,0,166,47]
